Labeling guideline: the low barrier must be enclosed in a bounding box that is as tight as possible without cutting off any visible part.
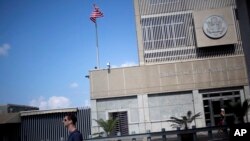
[86,125,229,141]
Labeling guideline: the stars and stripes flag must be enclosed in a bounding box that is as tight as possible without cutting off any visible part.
[90,4,104,23]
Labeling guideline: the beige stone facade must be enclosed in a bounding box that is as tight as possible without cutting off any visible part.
[90,56,248,99]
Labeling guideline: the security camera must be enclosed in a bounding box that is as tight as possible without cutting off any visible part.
[107,62,110,69]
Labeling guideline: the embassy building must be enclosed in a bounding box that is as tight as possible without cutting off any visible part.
[90,0,250,135]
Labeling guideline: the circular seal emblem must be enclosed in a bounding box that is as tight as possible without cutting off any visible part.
[203,15,228,39]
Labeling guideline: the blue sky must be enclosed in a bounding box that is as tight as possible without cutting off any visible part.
[0,0,138,109]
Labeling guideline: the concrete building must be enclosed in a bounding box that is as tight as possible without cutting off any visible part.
[0,104,39,114]
[89,0,250,135]
[0,104,38,141]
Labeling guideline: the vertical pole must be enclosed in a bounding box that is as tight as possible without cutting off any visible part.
[162,128,167,141]
[177,127,181,141]
[95,21,100,69]
[207,123,213,139]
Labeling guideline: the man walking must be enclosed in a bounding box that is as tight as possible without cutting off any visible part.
[63,113,83,141]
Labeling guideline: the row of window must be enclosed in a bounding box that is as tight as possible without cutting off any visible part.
[143,38,192,50]
[144,45,236,58]
[141,13,192,26]
[141,14,194,50]
[142,24,188,41]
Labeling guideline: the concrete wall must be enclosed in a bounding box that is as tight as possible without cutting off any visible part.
[92,92,204,134]
[96,97,138,122]
[148,93,193,121]
[148,92,194,131]
[90,56,248,99]
[91,87,250,134]
[134,0,145,65]
[92,97,139,134]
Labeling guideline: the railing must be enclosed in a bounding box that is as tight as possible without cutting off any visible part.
[86,125,229,141]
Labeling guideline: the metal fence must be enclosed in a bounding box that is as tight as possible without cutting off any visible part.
[86,125,229,141]
[20,107,91,141]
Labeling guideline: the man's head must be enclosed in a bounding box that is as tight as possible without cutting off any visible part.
[63,113,77,127]
[221,108,225,114]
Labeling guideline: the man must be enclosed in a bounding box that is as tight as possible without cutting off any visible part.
[218,108,227,135]
[219,108,226,126]
[63,113,83,141]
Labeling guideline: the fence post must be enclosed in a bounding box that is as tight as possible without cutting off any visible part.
[162,128,167,141]
[192,126,197,141]
[177,127,181,141]
[146,129,151,141]
[147,134,151,141]
[207,123,213,139]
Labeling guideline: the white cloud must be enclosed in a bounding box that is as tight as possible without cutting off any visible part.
[0,43,11,56]
[69,82,79,88]
[30,96,71,110]
[84,99,90,107]
[30,96,48,110]
[48,96,71,109]
[120,62,137,67]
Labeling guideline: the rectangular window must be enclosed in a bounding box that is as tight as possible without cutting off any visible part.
[141,13,193,51]
[202,91,241,126]
[109,112,129,136]
[141,13,196,63]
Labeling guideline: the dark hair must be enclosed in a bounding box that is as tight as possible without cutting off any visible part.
[66,113,77,125]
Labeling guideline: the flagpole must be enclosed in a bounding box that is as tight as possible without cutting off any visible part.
[90,4,103,69]
[95,21,100,69]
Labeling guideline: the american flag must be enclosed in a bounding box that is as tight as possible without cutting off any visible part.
[90,4,104,23]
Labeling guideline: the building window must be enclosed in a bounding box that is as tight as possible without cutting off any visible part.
[149,0,180,5]
[109,111,129,136]
[141,13,193,51]
[141,13,196,63]
[202,91,240,126]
